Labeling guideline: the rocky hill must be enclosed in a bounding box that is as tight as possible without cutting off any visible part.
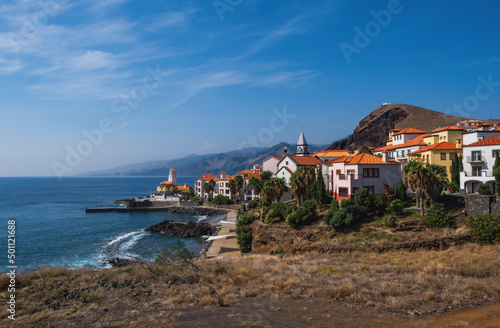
[328,103,499,150]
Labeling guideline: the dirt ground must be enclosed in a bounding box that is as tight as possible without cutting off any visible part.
[8,296,500,328]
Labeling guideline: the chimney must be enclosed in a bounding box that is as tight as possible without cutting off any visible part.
[382,151,389,163]
[456,139,462,149]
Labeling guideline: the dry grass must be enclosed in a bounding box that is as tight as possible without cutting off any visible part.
[1,243,499,326]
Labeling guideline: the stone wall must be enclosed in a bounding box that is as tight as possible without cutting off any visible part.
[441,194,465,211]
[465,194,498,217]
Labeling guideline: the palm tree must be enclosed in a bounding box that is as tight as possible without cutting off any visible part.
[228,179,237,202]
[261,181,276,203]
[234,175,244,203]
[272,178,286,202]
[289,172,306,207]
[403,160,448,215]
[403,160,426,215]
[248,177,262,198]
[357,145,373,154]
[203,179,216,201]
[298,166,316,190]
[425,164,448,205]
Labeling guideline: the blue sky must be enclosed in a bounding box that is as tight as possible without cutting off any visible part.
[1,0,500,176]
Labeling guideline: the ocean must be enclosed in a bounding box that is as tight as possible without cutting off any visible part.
[1,176,209,272]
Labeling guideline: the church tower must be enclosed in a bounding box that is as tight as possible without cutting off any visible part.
[295,130,310,156]
[168,168,177,186]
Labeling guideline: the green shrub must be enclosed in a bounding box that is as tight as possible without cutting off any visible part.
[286,200,318,228]
[424,203,453,228]
[388,199,404,215]
[467,213,500,244]
[447,181,459,193]
[262,202,287,224]
[477,182,492,195]
[353,188,374,217]
[211,194,234,205]
[190,195,200,202]
[248,198,268,209]
[236,215,255,232]
[395,180,407,202]
[382,214,397,228]
[236,225,253,253]
[328,209,355,231]
[373,194,388,216]
[330,199,340,212]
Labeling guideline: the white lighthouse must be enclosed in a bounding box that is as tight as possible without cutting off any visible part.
[168,168,177,186]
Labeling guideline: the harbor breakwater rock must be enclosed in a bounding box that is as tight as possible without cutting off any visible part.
[165,206,228,217]
[146,220,214,238]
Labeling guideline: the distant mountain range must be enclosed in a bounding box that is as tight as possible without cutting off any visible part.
[79,103,500,178]
[77,142,330,177]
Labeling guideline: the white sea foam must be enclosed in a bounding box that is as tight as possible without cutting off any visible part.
[119,231,149,252]
[107,230,144,247]
[197,215,208,223]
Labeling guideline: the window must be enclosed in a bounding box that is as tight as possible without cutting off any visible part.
[363,168,379,178]
[471,151,481,161]
[426,155,429,163]
[441,153,446,160]
[347,169,355,175]
[440,136,443,140]
[450,166,452,174]
[472,166,482,177]
[449,153,455,160]
[493,150,500,158]
[336,170,341,175]
[286,161,289,165]
[338,187,348,198]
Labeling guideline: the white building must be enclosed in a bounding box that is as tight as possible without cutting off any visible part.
[374,128,428,164]
[262,156,282,177]
[323,152,402,200]
[276,131,323,184]
[460,135,500,194]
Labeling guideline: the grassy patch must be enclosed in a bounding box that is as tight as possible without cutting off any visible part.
[318,268,345,275]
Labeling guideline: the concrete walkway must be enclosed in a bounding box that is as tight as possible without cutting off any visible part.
[205,211,241,258]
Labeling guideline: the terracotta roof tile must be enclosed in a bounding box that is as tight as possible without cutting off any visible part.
[344,153,401,165]
[464,135,500,147]
[195,174,220,181]
[160,180,173,185]
[392,127,428,136]
[375,135,427,152]
[407,142,459,155]
[431,126,466,132]
[290,156,322,166]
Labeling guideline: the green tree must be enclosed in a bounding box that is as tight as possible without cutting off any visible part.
[234,175,244,203]
[228,179,238,202]
[260,171,273,182]
[357,145,373,154]
[272,178,286,202]
[289,172,306,207]
[403,160,448,215]
[261,181,276,203]
[203,179,216,201]
[451,151,460,187]
[316,172,330,205]
[180,191,191,201]
[477,182,492,195]
[494,153,500,197]
[248,177,263,196]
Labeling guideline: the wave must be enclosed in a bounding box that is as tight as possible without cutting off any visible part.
[119,231,149,252]
[107,230,144,248]
[197,215,209,223]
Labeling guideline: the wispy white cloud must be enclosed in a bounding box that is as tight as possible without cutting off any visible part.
[0,57,23,74]
[461,57,500,68]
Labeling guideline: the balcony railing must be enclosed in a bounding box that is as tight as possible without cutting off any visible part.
[467,155,483,163]
[463,171,494,177]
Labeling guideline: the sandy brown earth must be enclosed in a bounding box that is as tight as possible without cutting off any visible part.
[6,296,500,327]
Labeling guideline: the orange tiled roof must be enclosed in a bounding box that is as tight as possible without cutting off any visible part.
[314,150,351,158]
[245,173,261,180]
[407,142,459,155]
[431,126,465,132]
[290,156,323,166]
[237,169,260,175]
[175,185,190,191]
[195,174,220,181]
[283,166,294,174]
[326,155,350,165]
[344,153,401,165]
[392,127,428,136]
[465,135,500,147]
[160,181,173,185]
[219,175,235,181]
[272,156,282,160]
[170,168,175,171]
[375,134,427,152]
[388,129,401,132]
[494,125,500,131]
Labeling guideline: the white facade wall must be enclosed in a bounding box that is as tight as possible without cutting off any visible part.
[462,131,500,145]
[263,157,280,176]
[460,144,499,194]
[392,133,424,146]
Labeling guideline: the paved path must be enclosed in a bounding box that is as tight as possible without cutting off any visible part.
[205,211,241,258]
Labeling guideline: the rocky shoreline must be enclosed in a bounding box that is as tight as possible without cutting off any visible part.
[164,206,228,217]
[145,220,215,238]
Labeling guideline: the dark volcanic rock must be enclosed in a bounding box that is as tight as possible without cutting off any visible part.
[165,206,228,216]
[107,258,140,267]
[146,220,214,238]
